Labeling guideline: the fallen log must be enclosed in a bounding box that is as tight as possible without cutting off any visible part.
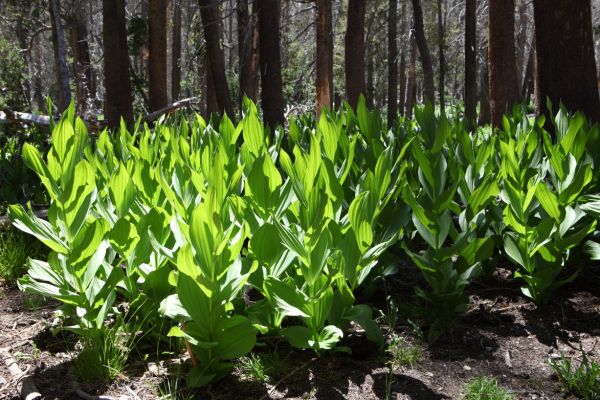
[1,349,42,400]
[0,97,198,130]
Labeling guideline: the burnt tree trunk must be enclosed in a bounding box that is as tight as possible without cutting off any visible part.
[436,0,445,110]
[464,0,477,127]
[387,0,398,124]
[488,0,519,127]
[316,0,334,116]
[103,0,134,127]
[257,0,285,129]
[410,0,435,103]
[49,0,71,111]
[533,0,600,123]
[345,0,366,109]
[199,0,234,116]
[172,0,182,100]
[149,0,168,110]
[237,0,260,103]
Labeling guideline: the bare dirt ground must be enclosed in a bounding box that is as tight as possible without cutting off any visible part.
[1,262,599,400]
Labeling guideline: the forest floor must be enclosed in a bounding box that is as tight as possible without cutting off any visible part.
[0,262,599,400]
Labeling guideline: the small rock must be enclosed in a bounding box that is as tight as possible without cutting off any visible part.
[549,353,561,360]
[504,350,512,369]
[463,365,472,371]
[425,372,434,377]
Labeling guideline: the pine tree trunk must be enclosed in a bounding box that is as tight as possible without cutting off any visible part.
[478,48,491,126]
[436,0,445,110]
[172,0,182,100]
[464,0,477,127]
[49,0,71,111]
[387,0,398,125]
[410,0,435,104]
[345,0,366,109]
[405,31,417,118]
[515,0,528,94]
[103,0,133,127]
[521,37,535,101]
[316,0,333,116]
[257,0,285,129]
[199,0,234,116]
[149,0,168,110]
[533,0,600,123]
[68,2,93,116]
[488,0,519,127]
[206,54,219,115]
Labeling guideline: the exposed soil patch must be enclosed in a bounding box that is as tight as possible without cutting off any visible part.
[1,263,599,399]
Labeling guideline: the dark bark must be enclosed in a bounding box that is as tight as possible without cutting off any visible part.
[49,0,71,111]
[405,31,417,118]
[488,0,519,127]
[464,0,477,127]
[198,0,234,116]
[149,0,168,110]
[387,0,398,125]
[410,0,435,104]
[533,0,600,123]
[103,0,134,127]
[236,0,260,103]
[316,0,334,116]
[206,54,219,115]
[345,0,366,109]
[257,0,285,129]
[172,0,182,100]
[436,0,445,110]
[68,1,94,116]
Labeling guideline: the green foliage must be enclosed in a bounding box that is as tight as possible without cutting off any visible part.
[549,352,600,400]
[9,99,600,388]
[0,35,26,110]
[386,336,421,369]
[236,352,288,384]
[463,376,514,400]
[0,228,47,283]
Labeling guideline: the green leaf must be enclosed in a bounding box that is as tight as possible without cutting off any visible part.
[535,182,561,221]
[263,277,310,318]
[282,326,313,349]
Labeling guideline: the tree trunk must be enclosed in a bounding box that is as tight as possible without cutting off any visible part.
[405,31,417,118]
[478,48,491,126]
[464,0,477,127]
[257,0,285,129]
[149,0,168,110]
[515,0,528,94]
[238,0,260,104]
[521,37,535,101]
[398,1,407,117]
[68,3,93,116]
[387,0,398,125]
[103,0,134,127]
[206,54,219,115]
[198,0,234,116]
[172,0,182,100]
[436,0,445,110]
[316,0,334,116]
[49,0,71,111]
[533,0,600,123]
[488,0,519,127]
[345,0,366,109]
[410,0,435,104]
